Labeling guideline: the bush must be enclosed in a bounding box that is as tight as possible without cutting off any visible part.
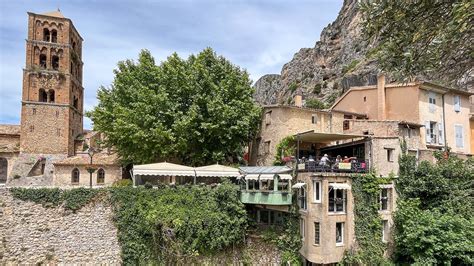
[312,83,322,94]
[288,82,298,93]
[62,188,99,211]
[304,98,326,109]
[112,179,133,187]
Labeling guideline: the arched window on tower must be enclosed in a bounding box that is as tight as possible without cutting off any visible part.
[97,168,105,184]
[39,89,47,102]
[43,28,50,42]
[51,30,57,43]
[73,96,78,109]
[39,54,47,68]
[48,90,55,103]
[71,168,80,183]
[52,55,59,70]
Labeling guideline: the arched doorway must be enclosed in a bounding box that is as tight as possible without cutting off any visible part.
[0,158,7,184]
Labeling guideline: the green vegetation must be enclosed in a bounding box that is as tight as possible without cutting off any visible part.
[289,82,298,93]
[394,150,474,264]
[261,208,302,264]
[305,98,327,109]
[109,181,247,264]
[326,91,340,106]
[273,135,295,166]
[360,1,472,85]
[87,48,261,166]
[10,187,99,211]
[341,173,392,264]
[312,83,322,94]
[342,59,360,74]
[112,179,133,187]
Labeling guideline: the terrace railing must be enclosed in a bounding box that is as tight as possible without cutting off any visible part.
[297,156,368,173]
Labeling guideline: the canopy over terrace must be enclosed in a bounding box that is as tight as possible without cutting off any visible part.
[294,130,367,143]
[132,162,241,186]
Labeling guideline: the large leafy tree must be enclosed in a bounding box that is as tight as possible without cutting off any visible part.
[88,48,261,165]
[360,1,473,86]
[395,151,474,264]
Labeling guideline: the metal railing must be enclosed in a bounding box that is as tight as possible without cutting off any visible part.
[297,156,368,173]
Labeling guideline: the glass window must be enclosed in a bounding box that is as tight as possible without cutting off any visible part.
[298,187,307,210]
[380,188,389,211]
[329,188,346,213]
[454,95,461,112]
[300,218,305,239]
[314,222,320,245]
[313,180,321,203]
[455,125,464,148]
[382,220,389,243]
[336,222,344,245]
[248,180,260,190]
[71,168,80,183]
[97,168,105,184]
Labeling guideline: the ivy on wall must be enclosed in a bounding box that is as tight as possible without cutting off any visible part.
[273,135,296,166]
[10,187,99,211]
[109,181,248,264]
[341,173,392,265]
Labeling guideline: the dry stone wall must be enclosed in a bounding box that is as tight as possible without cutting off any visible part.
[0,188,121,264]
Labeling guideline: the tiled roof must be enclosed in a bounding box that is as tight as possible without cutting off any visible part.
[54,152,120,166]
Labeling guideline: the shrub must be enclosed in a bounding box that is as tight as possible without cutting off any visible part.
[304,98,326,109]
[112,179,133,187]
[62,188,99,211]
[312,83,322,94]
[288,82,298,93]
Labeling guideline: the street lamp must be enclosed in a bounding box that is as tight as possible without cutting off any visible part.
[86,147,97,188]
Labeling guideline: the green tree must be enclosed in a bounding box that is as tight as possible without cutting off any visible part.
[87,48,261,165]
[395,152,474,264]
[360,1,473,86]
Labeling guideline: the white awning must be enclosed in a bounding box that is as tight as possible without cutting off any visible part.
[133,162,195,176]
[292,182,306,189]
[245,174,260,180]
[194,164,241,177]
[329,183,351,190]
[259,174,275,180]
[279,174,293,180]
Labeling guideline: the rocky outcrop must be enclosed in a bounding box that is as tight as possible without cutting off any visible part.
[0,188,121,264]
[254,0,377,106]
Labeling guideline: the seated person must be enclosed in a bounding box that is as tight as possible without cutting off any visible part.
[319,154,330,166]
[342,156,357,163]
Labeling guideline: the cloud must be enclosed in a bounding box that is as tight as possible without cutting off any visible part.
[0,0,342,129]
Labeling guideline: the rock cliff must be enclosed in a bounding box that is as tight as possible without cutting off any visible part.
[254,0,380,106]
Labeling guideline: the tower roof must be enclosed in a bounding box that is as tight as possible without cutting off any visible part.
[41,10,65,18]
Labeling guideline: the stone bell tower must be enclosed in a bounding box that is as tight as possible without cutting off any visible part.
[20,10,84,156]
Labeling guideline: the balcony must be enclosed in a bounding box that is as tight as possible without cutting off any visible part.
[297,157,368,173]
[239,166,294,206]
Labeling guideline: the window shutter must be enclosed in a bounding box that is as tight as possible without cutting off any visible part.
[455,125,463,148]
[454,95,461,112]
[425,121,431,143]
[438,123,444,145]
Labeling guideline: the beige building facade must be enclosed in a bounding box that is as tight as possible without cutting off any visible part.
[332,75,473,156]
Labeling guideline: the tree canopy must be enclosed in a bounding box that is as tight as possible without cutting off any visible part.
[395,151,474,264]
[88,48,261,165]
[360,1,473,87]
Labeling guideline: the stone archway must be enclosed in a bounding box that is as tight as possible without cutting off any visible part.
[0,158,7,184]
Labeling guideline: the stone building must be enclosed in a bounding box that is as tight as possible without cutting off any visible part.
[0,11,123,187]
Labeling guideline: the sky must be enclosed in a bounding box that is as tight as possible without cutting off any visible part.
[0,0,343,129]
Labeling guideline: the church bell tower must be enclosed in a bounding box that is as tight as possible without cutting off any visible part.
[20,10,84,156]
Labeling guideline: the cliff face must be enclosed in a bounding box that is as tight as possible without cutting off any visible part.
[254,0,380,106]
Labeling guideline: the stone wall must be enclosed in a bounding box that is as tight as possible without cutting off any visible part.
[0,188,121,264]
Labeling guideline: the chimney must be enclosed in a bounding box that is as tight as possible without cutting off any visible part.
[377,73,386,120]
[294,88,303,107]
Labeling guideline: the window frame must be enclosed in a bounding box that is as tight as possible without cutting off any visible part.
[385,148,394,162]
[380,188,389,211]
[313,180,321,203]
[382,220,389,243]
[311,114,318,124]
[336,222,344,246]
[298,186,307,210]
[300,218,305,240]
[71,168,80,184]
[455,124,464,148]
[328,187,346,213]
[314,222,320,245]
[453,95,461,112]
[97,168,105,184]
